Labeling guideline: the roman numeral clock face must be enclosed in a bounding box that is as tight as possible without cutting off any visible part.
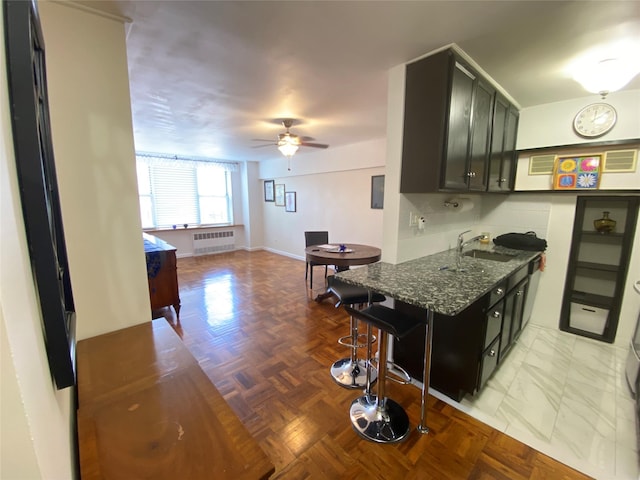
[573,103,617,138]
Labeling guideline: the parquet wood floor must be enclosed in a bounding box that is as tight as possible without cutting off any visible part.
[157,250,592,480]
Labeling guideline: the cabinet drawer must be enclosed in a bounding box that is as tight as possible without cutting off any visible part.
[507,265,528,291]
[484,302,504,349]
[488,280,507,307]
[480,337,500,389]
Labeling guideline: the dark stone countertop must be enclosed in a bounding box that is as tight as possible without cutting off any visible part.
[335,244,541,316]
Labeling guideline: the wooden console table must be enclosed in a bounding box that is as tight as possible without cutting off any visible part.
[144,233,181,320]
[76,319,275,479]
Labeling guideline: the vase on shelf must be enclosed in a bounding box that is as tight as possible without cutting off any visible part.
[594,211,616,233]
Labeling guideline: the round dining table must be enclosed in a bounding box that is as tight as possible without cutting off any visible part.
[305,243,381,302]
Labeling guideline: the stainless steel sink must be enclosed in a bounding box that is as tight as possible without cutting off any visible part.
[463,249,516,262]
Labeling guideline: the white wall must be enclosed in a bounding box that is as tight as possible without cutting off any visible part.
[258,138,386,259]
[240,161,265,250]
[39,2,150,340]
[517,90,640,150]
[1,10,74,478]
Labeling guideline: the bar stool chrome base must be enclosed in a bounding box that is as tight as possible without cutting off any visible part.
[349,394,410,444]
[330,358,377,389]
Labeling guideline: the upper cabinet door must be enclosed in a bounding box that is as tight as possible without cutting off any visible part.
[488,95,519,192]
[442,62,475,190]
[500,106,519,191]
[468,79,494,191]
[488,96,508,191]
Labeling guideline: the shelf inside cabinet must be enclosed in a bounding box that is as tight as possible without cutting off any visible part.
[571,291,613,309]
[575,261,619,272]
[581,231,624,240]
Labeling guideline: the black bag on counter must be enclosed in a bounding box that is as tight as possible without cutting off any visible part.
[493,231,547,251]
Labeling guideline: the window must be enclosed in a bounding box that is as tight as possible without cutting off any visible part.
[136,153,234,229]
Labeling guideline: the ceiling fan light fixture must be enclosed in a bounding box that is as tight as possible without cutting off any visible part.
[277,142,299,157]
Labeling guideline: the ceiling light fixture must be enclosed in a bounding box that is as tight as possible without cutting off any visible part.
[573,57,640,98]
[277,133,300,158]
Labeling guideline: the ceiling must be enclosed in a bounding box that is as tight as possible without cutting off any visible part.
[75,1,640,163]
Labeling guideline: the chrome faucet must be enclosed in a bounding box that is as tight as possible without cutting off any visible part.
[456,230,484,270]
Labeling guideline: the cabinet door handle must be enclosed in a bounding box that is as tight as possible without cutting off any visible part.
[516,290,523,296]
[495,288,504,295]
[489,349,496,357]
[466,171,476,178]
[492,311,501,318]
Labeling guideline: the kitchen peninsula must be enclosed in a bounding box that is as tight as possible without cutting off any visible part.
[336,244,542,407]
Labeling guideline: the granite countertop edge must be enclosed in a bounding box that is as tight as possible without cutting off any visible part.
[335,245,541,316]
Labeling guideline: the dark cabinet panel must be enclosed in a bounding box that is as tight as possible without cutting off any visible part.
[500,277,528,360]
[468,79,494,191]
[480,337,500,389]
[488,95,519,192]
[488,96,508,190]
[501,106,519,191]
[442,62,475,190]
[400,50,451,193]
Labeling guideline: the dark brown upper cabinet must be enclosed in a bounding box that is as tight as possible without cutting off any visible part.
[400,48,518,194]
[488,94,519,192]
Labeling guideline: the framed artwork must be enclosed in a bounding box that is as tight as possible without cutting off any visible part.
[275,184,285,206]
[553,154,602,190]
[264,180,275,201]
[5,0,76,388]
[285,191,297,212]
[371,175,385,209]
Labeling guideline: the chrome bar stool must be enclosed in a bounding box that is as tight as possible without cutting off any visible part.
[344,304,423,443]
[328,277,385,389]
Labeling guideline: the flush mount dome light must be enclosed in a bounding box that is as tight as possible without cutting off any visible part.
[573,58,640,98]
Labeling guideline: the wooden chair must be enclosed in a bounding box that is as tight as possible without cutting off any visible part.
[305,231,329,288]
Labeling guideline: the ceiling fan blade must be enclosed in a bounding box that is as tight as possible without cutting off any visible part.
[251,144,275,148]
[300,142,329,149]
[252,138,276,142]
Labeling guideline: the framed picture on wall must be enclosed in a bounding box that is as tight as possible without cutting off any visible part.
[371,175,385,209]
[275,184,285,206]
[264,180,275,201]
[553,154,602,190]
[285,191,296,212]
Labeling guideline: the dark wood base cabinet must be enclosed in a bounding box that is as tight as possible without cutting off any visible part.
[143,233,181,320]
[393,261,535,402]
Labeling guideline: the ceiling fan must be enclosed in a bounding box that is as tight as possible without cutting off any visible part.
[253,119,329,159]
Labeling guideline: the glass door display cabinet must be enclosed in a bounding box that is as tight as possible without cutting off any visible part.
[560,196,639,343]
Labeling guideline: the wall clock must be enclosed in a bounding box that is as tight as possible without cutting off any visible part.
[573,103,617,138]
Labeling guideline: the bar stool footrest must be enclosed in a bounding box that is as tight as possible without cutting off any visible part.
[337,333,376,349]
[386,362,412,385]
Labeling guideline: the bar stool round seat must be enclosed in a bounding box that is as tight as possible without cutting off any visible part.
[344,304,423,444]
[328,278,385,389]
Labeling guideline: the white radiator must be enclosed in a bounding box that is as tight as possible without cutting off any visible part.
[193,230,235,255]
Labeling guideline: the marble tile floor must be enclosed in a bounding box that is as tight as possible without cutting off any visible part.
[430,323,639,480]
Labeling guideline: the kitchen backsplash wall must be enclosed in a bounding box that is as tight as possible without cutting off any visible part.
[395,193,483,263]
[395,193,552,263]
[480,194,552,241]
